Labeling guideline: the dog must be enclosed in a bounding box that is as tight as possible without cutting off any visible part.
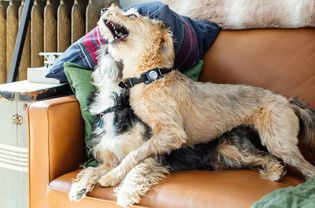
[68,45,285,207]
[97,5,315,190]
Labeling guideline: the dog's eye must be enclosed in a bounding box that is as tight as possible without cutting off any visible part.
[100,8,107,16]
[126,14,137,18]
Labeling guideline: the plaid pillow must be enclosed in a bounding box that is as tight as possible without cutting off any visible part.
[46,27,107,82]
[46,1,220,82]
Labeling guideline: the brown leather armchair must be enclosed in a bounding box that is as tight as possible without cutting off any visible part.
[28,28,315,208]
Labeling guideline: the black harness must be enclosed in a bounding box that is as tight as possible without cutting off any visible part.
[118,67,174,89]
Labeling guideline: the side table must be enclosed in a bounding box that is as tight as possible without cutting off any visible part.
[0,80,71,208]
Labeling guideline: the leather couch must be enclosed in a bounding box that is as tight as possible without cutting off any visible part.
[28,28,315,208]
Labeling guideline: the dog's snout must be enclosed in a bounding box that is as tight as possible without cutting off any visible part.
[100,8,108,16]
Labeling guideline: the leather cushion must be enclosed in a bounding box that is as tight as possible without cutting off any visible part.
[48,170,302,208]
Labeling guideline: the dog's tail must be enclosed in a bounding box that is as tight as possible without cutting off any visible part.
[289,97,315,148]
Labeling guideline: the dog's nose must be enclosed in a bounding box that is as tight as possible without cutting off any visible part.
[100,8,107,16]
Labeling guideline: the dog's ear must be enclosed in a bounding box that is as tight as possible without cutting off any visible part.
[160,30,175,67]
[110,3,118,8]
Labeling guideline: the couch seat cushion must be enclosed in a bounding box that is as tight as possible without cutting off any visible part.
[47,169,303,208]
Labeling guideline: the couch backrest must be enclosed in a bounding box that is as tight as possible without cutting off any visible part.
[201,28,315,108]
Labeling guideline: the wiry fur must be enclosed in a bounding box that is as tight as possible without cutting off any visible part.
[98,5,315,191]
[162,0,315,29]
[289,97,315,147]
[164,126,285,181]
[69,33,285,207]
[69,46,163,206]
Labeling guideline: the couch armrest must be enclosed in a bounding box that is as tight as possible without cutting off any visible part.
[28,95,87,208]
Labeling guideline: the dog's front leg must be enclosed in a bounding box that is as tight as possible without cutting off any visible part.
[115,157,169,207]
[68,162,114,201]
[98,123,187,187]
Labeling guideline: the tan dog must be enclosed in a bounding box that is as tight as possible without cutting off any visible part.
[96,5,315,189]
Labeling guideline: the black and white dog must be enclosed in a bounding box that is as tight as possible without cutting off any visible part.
[68,46,285,207]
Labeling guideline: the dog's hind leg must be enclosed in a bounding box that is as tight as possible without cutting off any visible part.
[68,163,112,201]
[216,142,285,181]
[253,103,315,179]
[115,157,169,207]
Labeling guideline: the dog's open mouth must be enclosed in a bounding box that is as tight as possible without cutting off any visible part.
[104,19,129,42]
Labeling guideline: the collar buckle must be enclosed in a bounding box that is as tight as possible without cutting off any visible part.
[145,69,160,84]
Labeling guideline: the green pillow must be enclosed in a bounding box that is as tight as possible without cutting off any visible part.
[181,60,204,81]
[64,62,98,167]
[63,60,204,167]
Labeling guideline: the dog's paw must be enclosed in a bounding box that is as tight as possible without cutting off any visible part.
[98,172,121,187]
[68,182,90,201]
[116,190,140,208]
[259,162,286,181]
